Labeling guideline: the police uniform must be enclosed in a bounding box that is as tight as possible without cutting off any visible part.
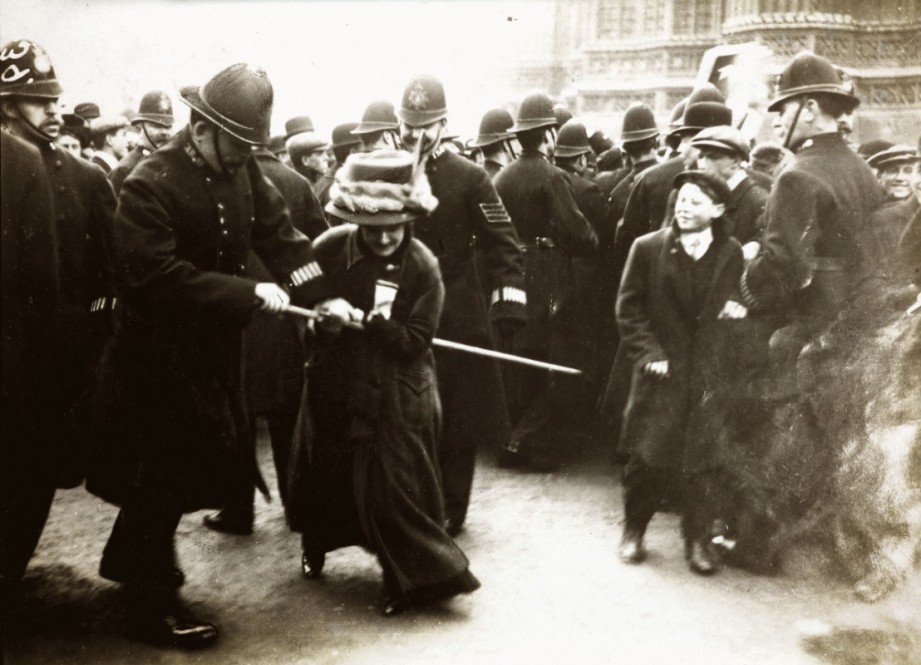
[110,91,175,196]
[494,96,598,469]
[109,145,151,195]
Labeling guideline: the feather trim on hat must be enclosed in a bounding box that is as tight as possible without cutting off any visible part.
[329,146,438,217]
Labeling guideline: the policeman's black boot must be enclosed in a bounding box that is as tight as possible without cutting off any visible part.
[202,509,253,536]
[125,587,218,649]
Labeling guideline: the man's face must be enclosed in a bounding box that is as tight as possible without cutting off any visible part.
[55,133,82,157]
[698,149,738,181]
[360,223,406,257]
[400,119,444,155]
[776,99,811,146]
[139,121,173,149]
[13,96,61,138]
[302,149,329,176]
[878,162,915,201]
[193,122,252,174]
[678,134,697,168]
[674,182,723,233]
[107,128,131,159]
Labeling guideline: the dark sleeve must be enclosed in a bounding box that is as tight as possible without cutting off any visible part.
[298,181,330,241]
[578,179,608,240]
[897,206,921,286]
[116,174,261,323]
[549,170,598,255]
[616,239,666,368]
[741,170,826,310]
[617,173,650,251]
[87,165,118,303]
[365,248,446,361]
[465,165,528,323]
[19,155,61,345]
[732,183,769,244]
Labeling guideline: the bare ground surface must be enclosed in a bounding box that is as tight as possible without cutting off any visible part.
[4,431,920,665]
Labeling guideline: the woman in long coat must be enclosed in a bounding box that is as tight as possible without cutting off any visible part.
[614,171,747,575]
[286,150,480,616]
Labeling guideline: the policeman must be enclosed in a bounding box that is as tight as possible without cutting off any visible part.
[352,100,402,152]
[397,74,527,533]
[85,63,316,648]
[470,108,515,181]
[1,40,116,615]
[494,92,598,471]
[552,119,608,408]
[109,90,175,195]
[740,51,885,351]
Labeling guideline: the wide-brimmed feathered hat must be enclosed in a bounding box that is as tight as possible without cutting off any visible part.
[179,63,273,145]
[325,149,439,226]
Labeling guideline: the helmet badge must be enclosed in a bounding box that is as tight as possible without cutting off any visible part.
[407,83,429,111]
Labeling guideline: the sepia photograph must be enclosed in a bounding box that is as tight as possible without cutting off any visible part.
[1,1,919,663]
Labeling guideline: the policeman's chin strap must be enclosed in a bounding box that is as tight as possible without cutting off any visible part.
[140,123,164,151]
[12,99,55,144]
[782,98,805,151]
[211,127,231,175]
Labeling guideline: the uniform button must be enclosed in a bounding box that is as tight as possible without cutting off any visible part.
[219,217,226,225]
[217,202,225,210]
[205,177,211,183]
[55,160,63,168]
[222,229,228,236]
[58,185,66,193]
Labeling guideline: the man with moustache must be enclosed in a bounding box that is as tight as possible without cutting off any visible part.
[398,75,526,535]
[0,40,116,603]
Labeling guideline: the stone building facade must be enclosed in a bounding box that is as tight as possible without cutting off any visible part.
[509,0,920,143]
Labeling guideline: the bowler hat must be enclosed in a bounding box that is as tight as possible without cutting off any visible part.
[285,116,315,140]
[768,51,858,113]
[868,145,919,170]
[672,102,733,137]
[471,108,513,148]
[332,122,362,148]
[180,63,274,145]
[553,103,573,127]
[667,97,689,133]
[674,169,730,205]
[133,91,174,127]
[325,150,439,226]
[621,102,658,143]
[0,40,62,98]
[74,102,101,120]
[553,120,592,159]
[510,92,557,133]
[398,75,448,126]
[691,125,750,160]
[267,135,287,155]
[353,101,399,135]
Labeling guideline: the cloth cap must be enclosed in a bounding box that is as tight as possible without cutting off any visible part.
[691,125,750,160]
[352,101,399,135]
[674,169,730,205]
[768,51,859,113]
[868,145,919,170]
[89,115,129,136]
[553,119,592,158]
[510,92,557,133]
[621,102,658,143]
[134,91,174,127]
[74,102,100,120]
[398,75,447,126]
[0,40,62,98]
[325,150,439,226]
[471,108,514,148]
[858,139,894,161]
[179,63,274,145]
[286,131,330,154]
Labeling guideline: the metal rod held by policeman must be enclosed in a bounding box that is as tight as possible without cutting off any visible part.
[282,305,582,375]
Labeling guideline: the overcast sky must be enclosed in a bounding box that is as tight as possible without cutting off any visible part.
[1,0,555,139]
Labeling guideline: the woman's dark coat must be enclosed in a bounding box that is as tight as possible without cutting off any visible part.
[85,128,316,512]
[615,224,744,474]
[286,225,476,597]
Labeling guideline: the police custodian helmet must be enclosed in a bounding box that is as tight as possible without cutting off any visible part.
[0,39,62,98]
[179,63,273,145]
[398,75,448,126]
[768,51,859,113]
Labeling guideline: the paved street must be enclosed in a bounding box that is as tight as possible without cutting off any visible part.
[4,430,919,665]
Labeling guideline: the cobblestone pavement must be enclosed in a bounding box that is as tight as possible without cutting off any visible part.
[4,432,919,665]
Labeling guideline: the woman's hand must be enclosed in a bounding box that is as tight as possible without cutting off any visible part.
[316,298,359,333]
[643,360,669,378]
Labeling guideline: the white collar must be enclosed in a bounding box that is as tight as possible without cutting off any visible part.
[726,170,746,191]
[678,226,714,261]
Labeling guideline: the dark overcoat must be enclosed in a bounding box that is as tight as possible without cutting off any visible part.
[868,197,918,273]
[109,145,151,196]
[1,132,60,462]
[616,225,744,473]
[742,133,885,319]
[85,128,315,512]
[723,174,769,244]
[246,148,329,416]
[494,150,597,351]
[286,226,473,595]
[617,156,684,253]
